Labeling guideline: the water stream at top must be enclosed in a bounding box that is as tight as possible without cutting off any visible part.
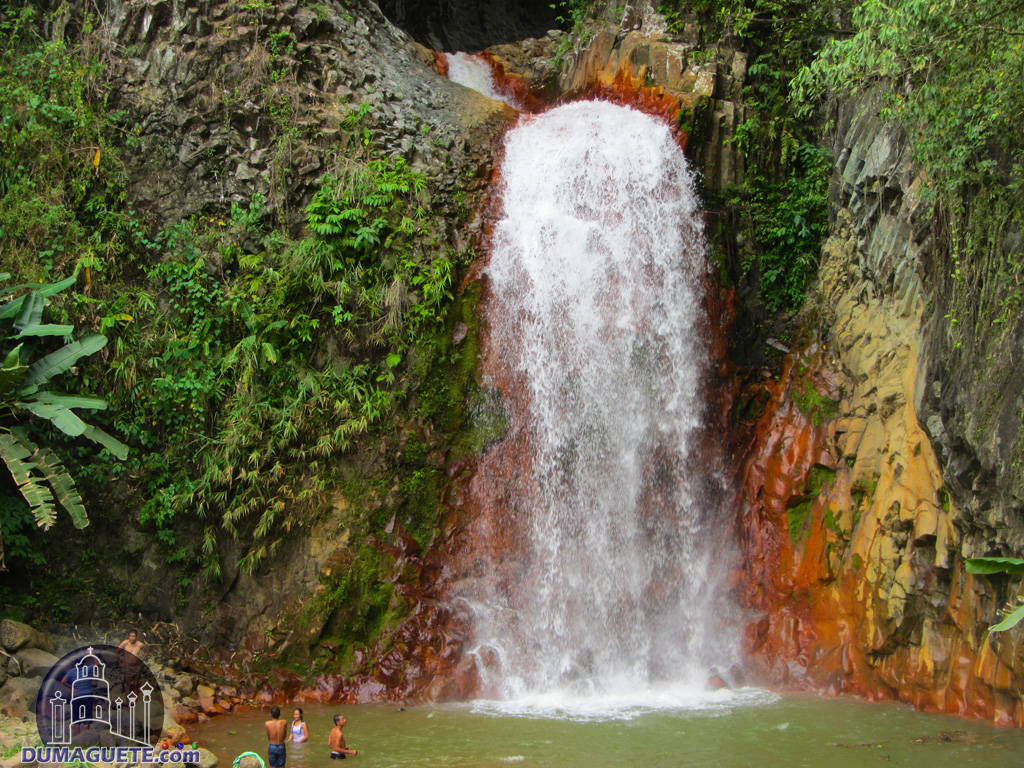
[459,100,741,718]
[444,52,521,108]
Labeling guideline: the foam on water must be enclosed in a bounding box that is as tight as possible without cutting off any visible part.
[471,685,780,722]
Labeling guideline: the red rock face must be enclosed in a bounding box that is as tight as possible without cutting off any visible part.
[733,338,1024,726]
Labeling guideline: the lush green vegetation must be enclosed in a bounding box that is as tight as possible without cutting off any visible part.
[0,0,475,638]
[794,0,1024,329]
[0,275,128,570]
[660,0,837,314]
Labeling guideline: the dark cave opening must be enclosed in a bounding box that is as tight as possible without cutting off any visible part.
[378,0,562,52]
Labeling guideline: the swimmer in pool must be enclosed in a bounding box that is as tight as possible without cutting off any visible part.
[328,714,358,759]
[288,708,309,743]
[265,706,287,767]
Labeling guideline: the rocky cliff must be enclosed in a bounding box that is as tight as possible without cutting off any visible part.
[736,96,1024,724]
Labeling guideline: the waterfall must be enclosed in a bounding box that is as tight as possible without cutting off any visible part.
[462,100,741,717]
[445,52,521,109]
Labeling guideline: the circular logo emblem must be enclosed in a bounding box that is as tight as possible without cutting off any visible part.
[34,644,164,748]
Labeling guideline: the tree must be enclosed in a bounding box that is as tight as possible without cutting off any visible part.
[0,272,127,570]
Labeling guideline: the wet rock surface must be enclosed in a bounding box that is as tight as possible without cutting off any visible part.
[736,98,1024,725]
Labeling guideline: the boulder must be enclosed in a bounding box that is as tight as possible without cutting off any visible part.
[14,649,58,678]
[197,748,218,768]
[0,676,40,718]
[194,684,215,699]
[0,620,49,653]
[173,674,195,695]
[235,756,263,768]
[0,650,21,676]
[198,696,224,716]
[170,703,199,725]
[161,709,190,742]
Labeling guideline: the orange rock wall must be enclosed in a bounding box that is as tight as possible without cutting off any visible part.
[736,178,1024,726]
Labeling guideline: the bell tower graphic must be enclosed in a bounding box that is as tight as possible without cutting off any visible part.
[48,647,154,746]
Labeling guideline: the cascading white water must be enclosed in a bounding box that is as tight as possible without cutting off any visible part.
[445,52,521,109]
[468,101,742,717]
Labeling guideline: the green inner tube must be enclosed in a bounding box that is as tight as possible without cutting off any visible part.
[233,752,267,768]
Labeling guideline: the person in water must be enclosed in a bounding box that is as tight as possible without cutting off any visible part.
[288,708,309,743]
[265,706,288,767]
[328,714,358,759]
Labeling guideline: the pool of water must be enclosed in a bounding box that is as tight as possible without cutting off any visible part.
[190,691,1024,768]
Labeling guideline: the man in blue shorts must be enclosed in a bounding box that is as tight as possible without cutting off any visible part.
[265,706,287,767]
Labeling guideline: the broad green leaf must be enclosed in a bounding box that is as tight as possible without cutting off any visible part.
[0,432,33,473]
[20,333,107,388]
[35,448,88,529]
[0,293,28,321]
[16,324,74,339]
[0,345,28,397]
[990,603,1024,632]
[82,425,129,460]
[19,401,88,437]
[0,281,33,297]
[35,392,108,411]
[965,557,1024,575]
[37,274,78,297]
[0,433,56,529]
[2,345,22,369]
[18,480,58,529]
[13,292,45,335]
[0,275,76,319]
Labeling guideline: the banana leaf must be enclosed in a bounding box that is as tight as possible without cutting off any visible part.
[20,333,107,388]
[35,448,88,529]
[35,391,109,410]
[965,557,1024,575]
[82,424,129,460]
[13,292,45,335]
[16,324,74,338]
[19,401,88,436]
[990,603,1024,632]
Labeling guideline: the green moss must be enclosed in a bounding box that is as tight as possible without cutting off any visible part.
[416,279,482,431]
[793,382,841,427]
[787,499,814,544]
[851,553,862,570]
[823,507,842,536]
[938,486,951,512]
[855,478,878,501]
[807,465,836,496]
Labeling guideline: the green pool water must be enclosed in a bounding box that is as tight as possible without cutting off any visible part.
[190,690,1024,768]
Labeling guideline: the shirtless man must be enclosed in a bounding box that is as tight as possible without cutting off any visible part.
[116,630,146,693]
[265,707,288,768]
[328,714,358,759]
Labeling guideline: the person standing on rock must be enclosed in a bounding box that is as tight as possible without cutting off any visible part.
[328,714,357,759]
[265,706,288,767]
[116,629,146,694]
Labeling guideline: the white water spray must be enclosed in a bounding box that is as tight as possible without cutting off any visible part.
[466,101,741,717]
[445,52,521,109]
